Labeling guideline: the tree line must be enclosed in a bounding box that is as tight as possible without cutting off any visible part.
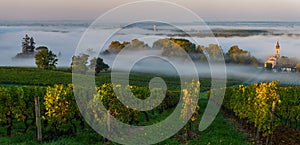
[32,36,300,71]
[103,38,262,66]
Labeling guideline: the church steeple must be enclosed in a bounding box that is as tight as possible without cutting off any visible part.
[275,41,280,58]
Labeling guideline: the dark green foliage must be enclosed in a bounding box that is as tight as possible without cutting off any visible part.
[35,46,48,51]
[0,89,251,145]
[35,47,58,70]
[104,38,266,65]
[193,45,207,60]
[0,87,12,136]
[22,34,35,54]
[169,38,196,53]
[201,44,223,62]
[277,87,300,129]
[128,39,149,49]
[107,41,129,54]
[0,66,251,144]
[89,57,110,74]
[0,67,72,86]
[71,54,89,74]
[107,39,149,54]
[225,45,260,66]
[0,86,46,136]
[153,38,187,58]
[152,38,197,58]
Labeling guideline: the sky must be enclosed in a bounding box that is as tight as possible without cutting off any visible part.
[1,0,300,21]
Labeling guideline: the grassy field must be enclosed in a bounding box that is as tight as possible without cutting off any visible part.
[0,67,249,144]
[0,67,241,92]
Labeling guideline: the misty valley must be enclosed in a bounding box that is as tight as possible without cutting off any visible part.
[0,20,299,145]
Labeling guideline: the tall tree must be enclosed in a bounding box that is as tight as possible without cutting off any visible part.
[169,38,196,53]
[89,57,109,74]
[71,54,89,74]
[22,34,35,54]
[35,47,58,70]
[296,63,300,72]
[201,44,223,62]
[29,37,35,53]
[225,45,259,66]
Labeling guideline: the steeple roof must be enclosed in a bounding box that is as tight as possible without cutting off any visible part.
[276,41,280,48]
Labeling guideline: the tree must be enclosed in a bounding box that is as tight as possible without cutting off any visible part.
[95,57,109,74]
[152,38,196,58]
[71,54,89,74]
[169,38,196,53]
[89,57,97,70]
[89,57,109,74]
[29,37,35,53]
[225,45,260,66]
[277,56,298,68]
[35,47,58,70]
[128,39,149,49]
[296,63,300,72]
[22,34,35,54]
[153,38,188,58]
[201,44,223,62]
[106,41,130,54]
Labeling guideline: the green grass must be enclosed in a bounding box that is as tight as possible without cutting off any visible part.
[0,67,241,92]
[0,67,72,86]
[187,98,250,145]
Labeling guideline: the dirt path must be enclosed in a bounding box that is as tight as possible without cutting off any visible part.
[221,108,300,145]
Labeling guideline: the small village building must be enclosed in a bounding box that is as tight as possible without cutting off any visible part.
[264,41,280,69]
[264,41,296,72]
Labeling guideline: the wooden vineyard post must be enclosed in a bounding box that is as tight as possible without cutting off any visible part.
[103,110,111,143]
[34,96,42,142]
[107,110,111,138]
[255,128,260,144]
[269,101,276,145]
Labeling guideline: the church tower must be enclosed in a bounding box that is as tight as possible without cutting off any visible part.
[275,41,280,58]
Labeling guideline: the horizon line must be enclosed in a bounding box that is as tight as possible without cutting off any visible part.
[1,19,300,23]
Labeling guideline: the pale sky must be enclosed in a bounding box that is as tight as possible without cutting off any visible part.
[1,0,300,21]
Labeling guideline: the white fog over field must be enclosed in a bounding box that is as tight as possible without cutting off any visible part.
[0,21,300,85]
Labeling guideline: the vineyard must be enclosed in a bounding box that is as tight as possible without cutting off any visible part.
[222,81,300,144]
[0,81,248,145]
[0,67,247,144]
[0,67,299,144]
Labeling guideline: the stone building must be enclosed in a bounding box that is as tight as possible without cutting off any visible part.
[264,41,280,69]
[264,41,296,72]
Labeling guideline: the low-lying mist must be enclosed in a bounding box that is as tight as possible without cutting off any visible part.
[100,50,300,86]
[0,22,299,87]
